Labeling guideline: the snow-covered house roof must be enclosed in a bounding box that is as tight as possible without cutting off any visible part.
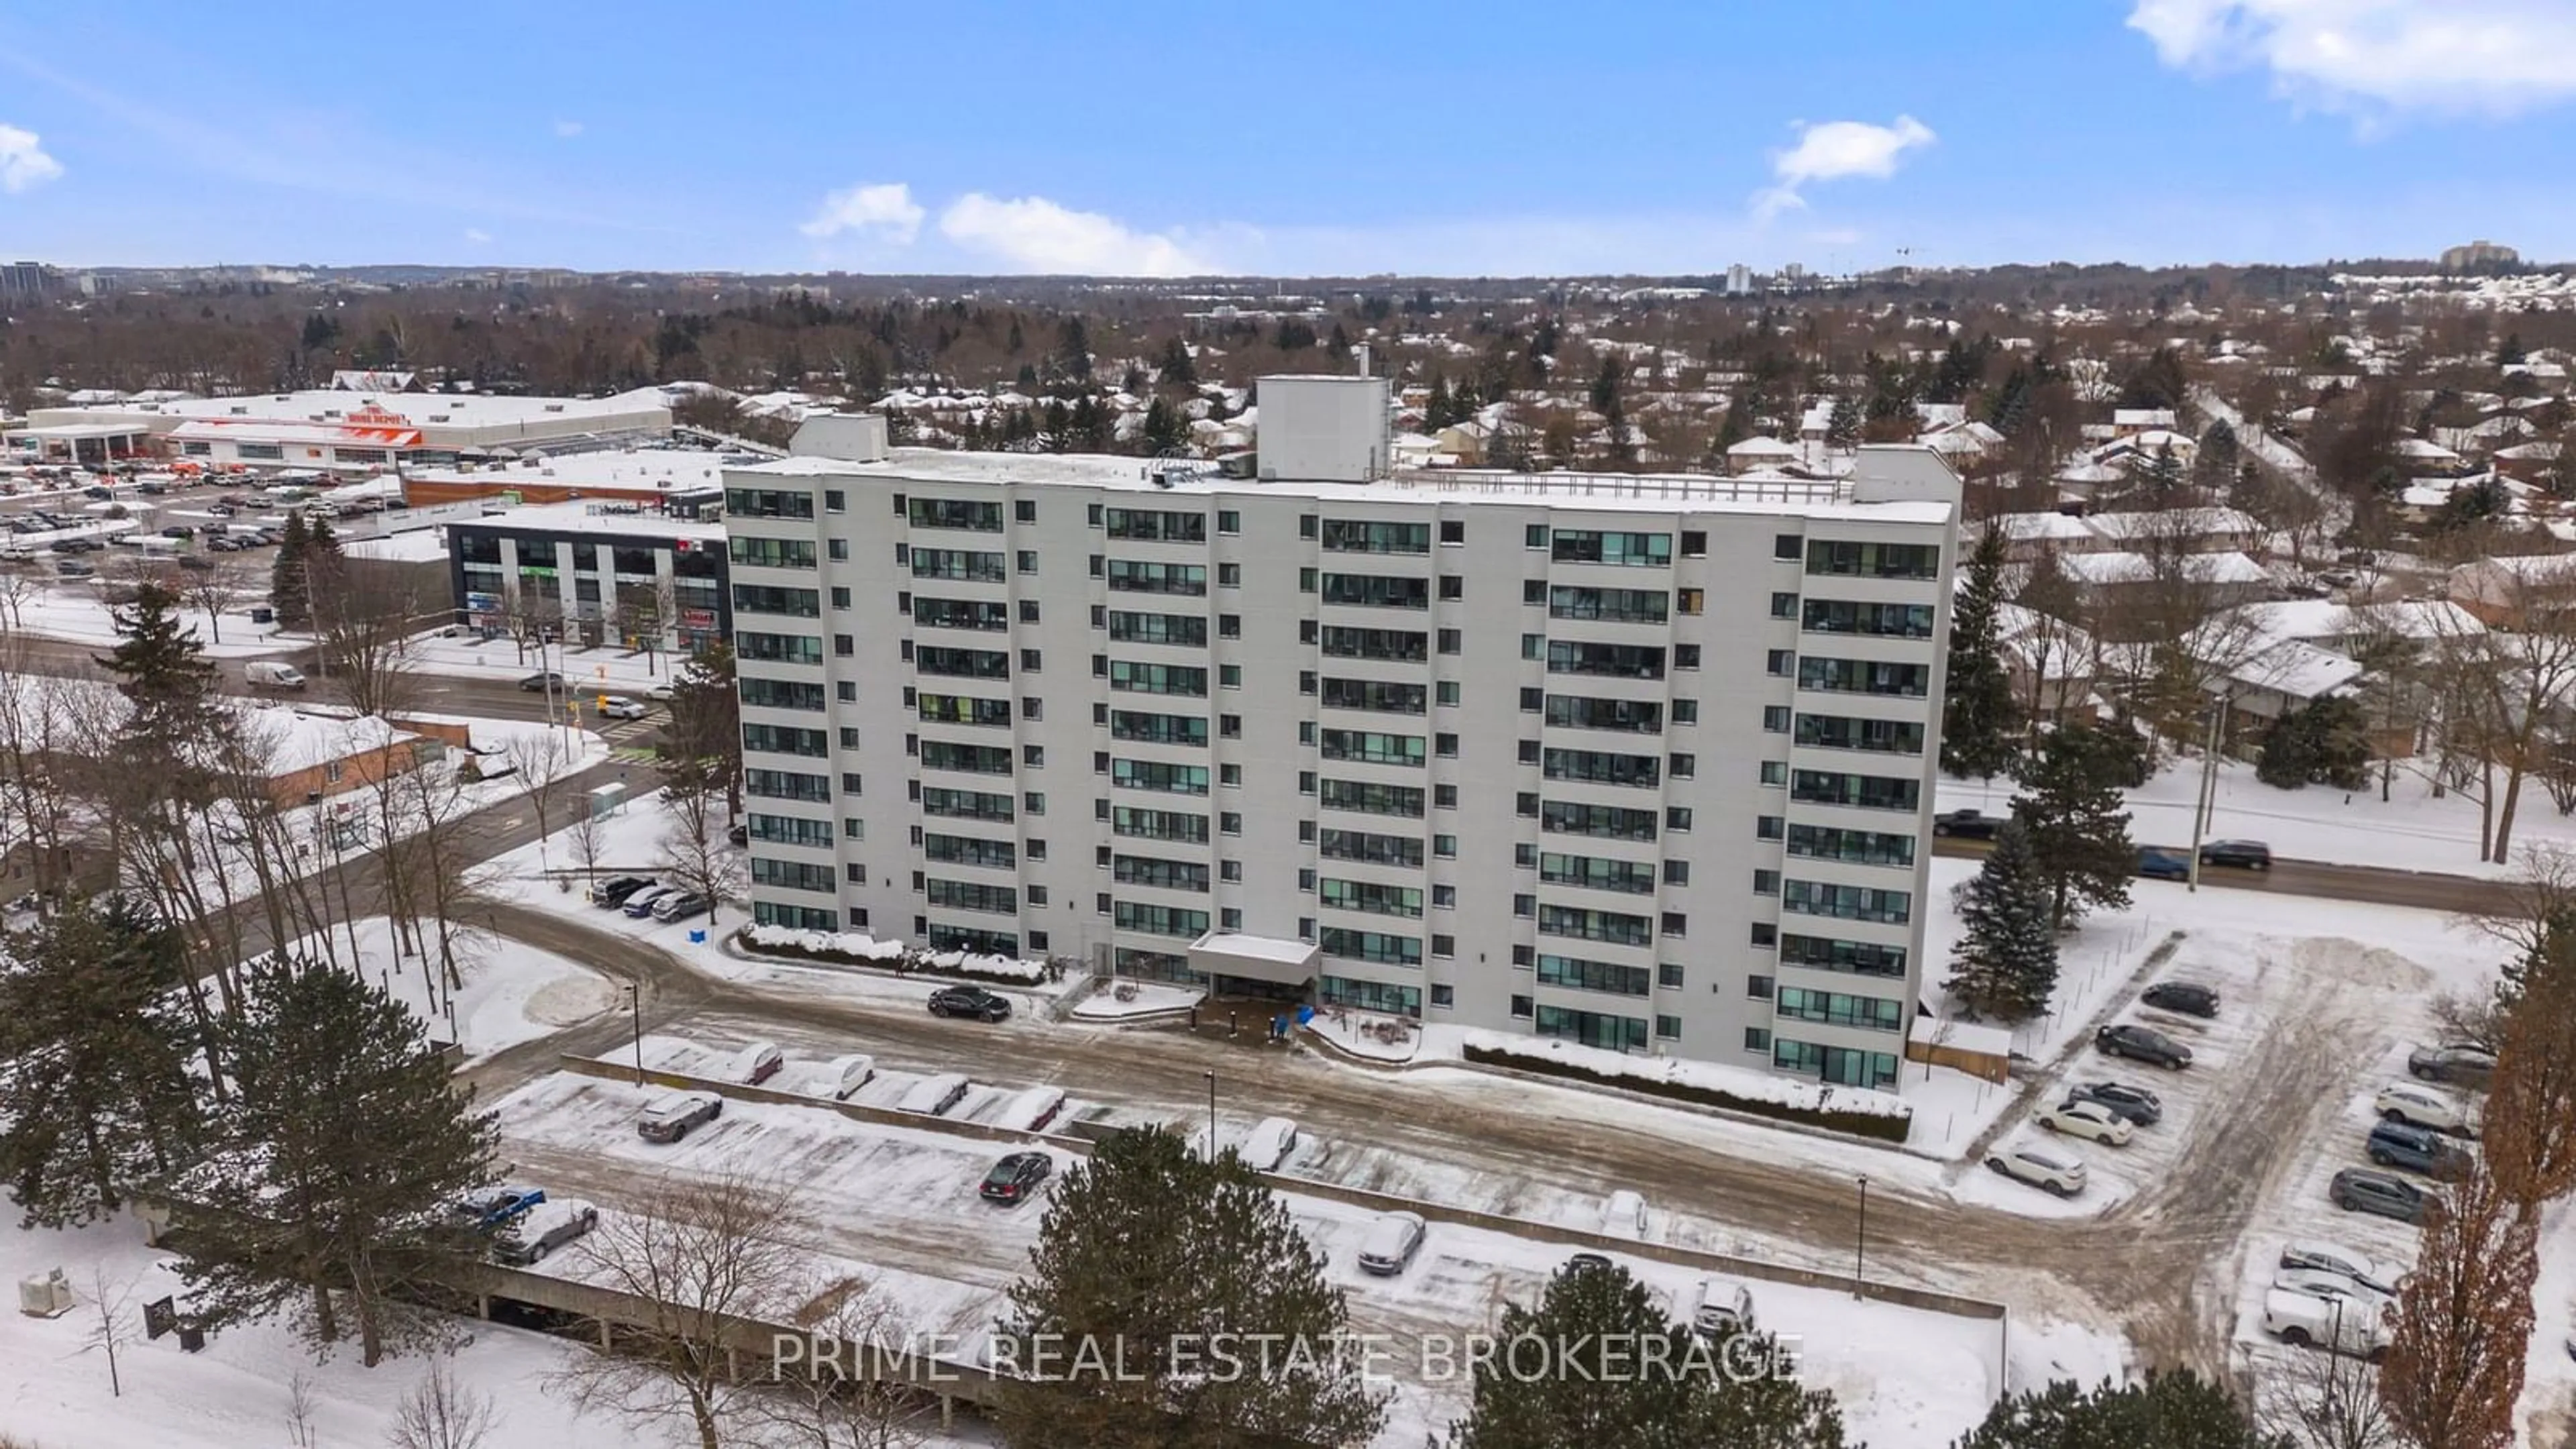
[1726,436,1800,460]
[2082,506,2259,547]
[1981,511,2096,546]
[2058,549,2269,587]
[2220,640,2365,705]
[2112,408,2178,429]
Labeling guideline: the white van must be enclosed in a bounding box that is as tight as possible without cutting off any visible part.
[244,661,307,690]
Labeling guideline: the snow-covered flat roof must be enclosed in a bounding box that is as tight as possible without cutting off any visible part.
[448,500,725,541]
[2059,549,2269,586]
[407,446,729,494]
[37,386,672,431]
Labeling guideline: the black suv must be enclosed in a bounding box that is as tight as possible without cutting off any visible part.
[2198,840,2273,871]
[979,1151,1053,1205]
[1931,808,2003,840]
[2141,981,2220,1018]
[592,875,654,908]
[2096,1023,2192,1070]
[929,985,1014,1022]
[2065,1080,2163,1128]
[2331,1167,2431,1224]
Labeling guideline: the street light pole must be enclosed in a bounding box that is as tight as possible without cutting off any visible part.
[625,985,644,1085]
[1203,1069,1218,1158]
[2188,692,2226,893]
[1854,1174,1870,1299]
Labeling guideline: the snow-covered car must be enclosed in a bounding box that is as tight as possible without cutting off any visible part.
[595,695,649,720]
[898,1072,971,1117]
[2262,1287,2388,1359]
[2035,1099,2135,1146]
[2273,1267,2388,1305]
[2279,1242,2395,1295]
[1688,1277,1756,1338]
[1601,1187,1646,1238]
[2376,1083,2475,1136]
[450,1184,546,1231]
[1356,1211,1428,1277]
[1242,1117,1301,1173]
[730,1040,784,1086]
[491,1198,600,1266]
[637,1091,723,1143]
[997,1085,1067,1133]
[826,1053,876,1100]
[1984,1144,2086,1197]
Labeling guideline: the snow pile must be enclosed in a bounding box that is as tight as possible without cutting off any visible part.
[738,924,1048,983]
[1458,1030,1911,1137]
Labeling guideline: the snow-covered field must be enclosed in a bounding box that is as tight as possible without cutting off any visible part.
[284,916,617,1063]
[1939,753,2576,877]
[400,629,693,690]
[0,580,288,657]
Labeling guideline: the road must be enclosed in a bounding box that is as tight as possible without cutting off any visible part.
[1929,835,2515,916]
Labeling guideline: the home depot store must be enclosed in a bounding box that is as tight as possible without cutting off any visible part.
[445,503,730,653]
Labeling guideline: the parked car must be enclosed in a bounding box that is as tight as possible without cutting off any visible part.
[1688,1277,1756,1338]
[1242,1116,1301,1173]
[2375,1083,2476,1137]
[637,1091,723,1144]
[645,682,677,702]
[2273,1267,2390,1306]
[2141,981,2220,1018]
[491,1199,600,1266]
[80,485,113,500]
[53,559,93,579]
[2263,1287,2389,1360]
[623,886,677,918]
[2366,1121,2471,1178]
[2198,839,2274,871]
[244,661,307,690]
[518,672,566,692]
[2330,1167,2433,1224]
[2280,1242,2396,1295]
[1985,1143,2087,1197]
[2035,1099,2135,1146]
[730,1041,784,1086]
[1564,1252,1615,1276]
[450,1185,547,1232]
[727,822,749,847]
[826,1053,877,1100]
[2136,847,2192,881]
[929,985,1013,1022]
[1931,808,2003,840]
[595,695,649,720]
[979,1151,1053,1205]
[2096,1023,2192,1070]
[1356,1210,1429,1276]
[158,525,195,539]
[650,892,712,924]
[2065,1080,2163,1128]
[590,875,654,908]
[898,1072,972,1116]
[2408,1042,2497,1089]
[1601,1187,1646,1239]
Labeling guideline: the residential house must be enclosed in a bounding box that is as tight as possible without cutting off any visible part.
[2213,640,2365,737]
[2082,506,2262,555]
[2448,553,2576,627]
[2110,408,2178,436]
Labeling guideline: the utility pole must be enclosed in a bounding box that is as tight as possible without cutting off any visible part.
[625,985,645,1084]
[1203,1069,1218,1159]
[1853,1174,1870,1299]
[2188,692,2226,892]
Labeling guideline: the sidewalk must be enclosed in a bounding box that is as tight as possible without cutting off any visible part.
[405,631,690,689]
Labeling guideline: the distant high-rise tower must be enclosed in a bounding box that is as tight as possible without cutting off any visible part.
[1725,263,1753,296]
[2441,239,2520,270]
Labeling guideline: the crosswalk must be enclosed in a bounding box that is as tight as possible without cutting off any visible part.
[594,716,661,763]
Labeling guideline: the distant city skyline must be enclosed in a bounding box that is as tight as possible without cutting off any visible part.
[3,1,2573,276]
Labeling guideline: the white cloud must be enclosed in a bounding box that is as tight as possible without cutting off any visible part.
[936,193,1212,276]
[552,119,584,139]
[2128,0,2576,116]
[799,181,926,246]
[1754,115,1934,219]
[464,227,492,244]
[0,123,64,193]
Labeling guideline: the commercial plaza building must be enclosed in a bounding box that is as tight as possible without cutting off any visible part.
[445,502,731,653]
[729,382,1960,1090]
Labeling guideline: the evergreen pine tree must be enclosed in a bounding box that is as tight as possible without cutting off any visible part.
[0,897,206,1227]
[2192,419,2241,493]
[1451,1258,1847,1449]
[1945,820,2060,1021]
[2257,695,2371,791]
[2499,331,2528,367]
[1157,333,1195,386]
[1590,356,1621,413]
[1827,395,1862,450]
[2136,443,2184,494]
[996,1126,1385,1446]
[270,509,313,631]
[1953,1371,2285,1448]
[1425,374,1456,431]
[1142,396,1188,454]
[175,959,497,1366]
[1056,317,1092,380]
[2011,724,2137,926]
[1943,528,2023,780]
[658,643,741,818]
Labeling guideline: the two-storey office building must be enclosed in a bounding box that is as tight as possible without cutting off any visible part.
[727,384,1960,1091]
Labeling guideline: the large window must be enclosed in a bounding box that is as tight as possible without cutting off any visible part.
[1785,824,1915,867]
[750,858,835,893]
[922,741,1014,775]
[1110,660,1208,696]
[1104,508,1207,542]
[1797,657,1931,698]
[1318,828,1424,868]
[727,487,815,519]
[1776,987,1904,1033]
[908,498,1004,532]
[1542,748,1660,788]
[731,537,817,570]
[733,584,820,618]
[1320,976,1422,1016]
[1106,559,1208,596]
[1114,901,1209,938]
[1537,904,1652,947]
[1318,779,1425,818]
[922,786,1014,822]
[1803,600,1936,638]
[1782,879,1912,925]
[1546,641,1665,680]
[1320,729,1426,767]
[1788,769,1920,812]
[1805,539,1940,580]
[920,693,1012,728]
[925,877,1017,914]
[924,834,1018,870]
[1541,801,1658,841]
[1320,574,1430,610]
[1108,611,1208,647]
[741,723,828,757]
[737,632,823,665]
[1320,678,1426,715]
[1114,854,1210,892]
[918,645,1011,680]
[739,678,826,712]
[914,596,1010,632]
[1539,853,1657,896]
[1536,955,1652,997]
[1778,934,1909,979]
[1110,710,1208,747]
[753,901,836,929]
[1546,586,1668,624]
[747,813,833,848]
[1112,759,1210,796]
[1319,878,1424,918]
[1112,806,1208,844]
[1320,626,1430,662]
[928,924,1020,957]
[911,547,1006,582]
[1534,1004,1646,1053]
[1771,1038,1900,1087]
[1544,694,1663,733]
[1319,927,1421,967]
[1794,714,1926,755]
[1321,519,1431,555]
[745,768,831,803]
[1550,531,1671,567]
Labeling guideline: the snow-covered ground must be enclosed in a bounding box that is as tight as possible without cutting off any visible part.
[1071,980,1205,1020]
[400,629,693,690]
[284,916,617,1063]
[0,580,288,657]
[1939,752,2576,877]
[490,1070,2078,1448]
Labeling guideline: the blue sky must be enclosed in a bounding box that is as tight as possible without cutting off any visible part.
[4,1,2574,274]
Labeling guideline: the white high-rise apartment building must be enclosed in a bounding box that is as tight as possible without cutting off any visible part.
[727,379,1961,1092]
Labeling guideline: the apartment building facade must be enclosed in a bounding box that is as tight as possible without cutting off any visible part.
[729,397,1960,1091]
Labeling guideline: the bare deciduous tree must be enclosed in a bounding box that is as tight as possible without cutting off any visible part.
[388,1356,502,1449]
[2377,1163,2536,1449]
[315,561,434,720]
[177,558,248,647]
[503,729,581,872]
[659,796,747,931]
[2263,1318,2396,1449]
[549,1173,812,1449]
[2431,566,2576,862]
[747,1277,929,1449]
